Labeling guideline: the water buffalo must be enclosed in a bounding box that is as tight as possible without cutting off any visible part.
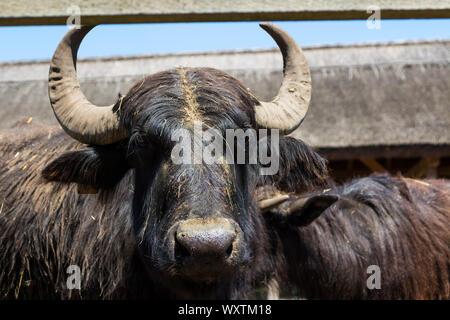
[261,174,450,299]
[0,23,329,299]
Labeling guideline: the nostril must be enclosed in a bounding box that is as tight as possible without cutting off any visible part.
[225,243,233,259]
[175,234,191,264]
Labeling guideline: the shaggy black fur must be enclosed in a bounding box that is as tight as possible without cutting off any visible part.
[266,174,450,299]
[0,68,329,299]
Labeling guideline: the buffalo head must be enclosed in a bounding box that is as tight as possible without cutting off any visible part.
[42,23,328,298]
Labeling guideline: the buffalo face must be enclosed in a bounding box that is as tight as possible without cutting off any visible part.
[42,24,329,298]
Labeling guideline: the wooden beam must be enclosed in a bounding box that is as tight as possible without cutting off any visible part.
[1,1,449,26]
[318,145,450,161]
[360,158,388,173]
[407,158,440,178]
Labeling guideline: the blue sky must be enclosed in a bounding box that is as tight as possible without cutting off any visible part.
[0,19,449,62]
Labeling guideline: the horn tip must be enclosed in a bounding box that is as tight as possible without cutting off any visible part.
[259,22,274,30]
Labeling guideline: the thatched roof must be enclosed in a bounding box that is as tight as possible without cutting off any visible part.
[0,40,449,159]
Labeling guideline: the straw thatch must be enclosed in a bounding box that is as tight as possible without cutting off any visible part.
[0,40,448,159]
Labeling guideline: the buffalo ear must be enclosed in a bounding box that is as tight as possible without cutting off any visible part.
[287,194,338,227]
[42,146,129,191]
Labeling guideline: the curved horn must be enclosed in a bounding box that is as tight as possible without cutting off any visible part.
[255,23,312,135]
[258,194,290,213]
[49,26,127,145]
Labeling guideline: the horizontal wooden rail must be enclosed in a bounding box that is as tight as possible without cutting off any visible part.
[1,0,449,26]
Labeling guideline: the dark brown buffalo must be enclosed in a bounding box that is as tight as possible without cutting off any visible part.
[0,24,329,299]
[262,174,450,299]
